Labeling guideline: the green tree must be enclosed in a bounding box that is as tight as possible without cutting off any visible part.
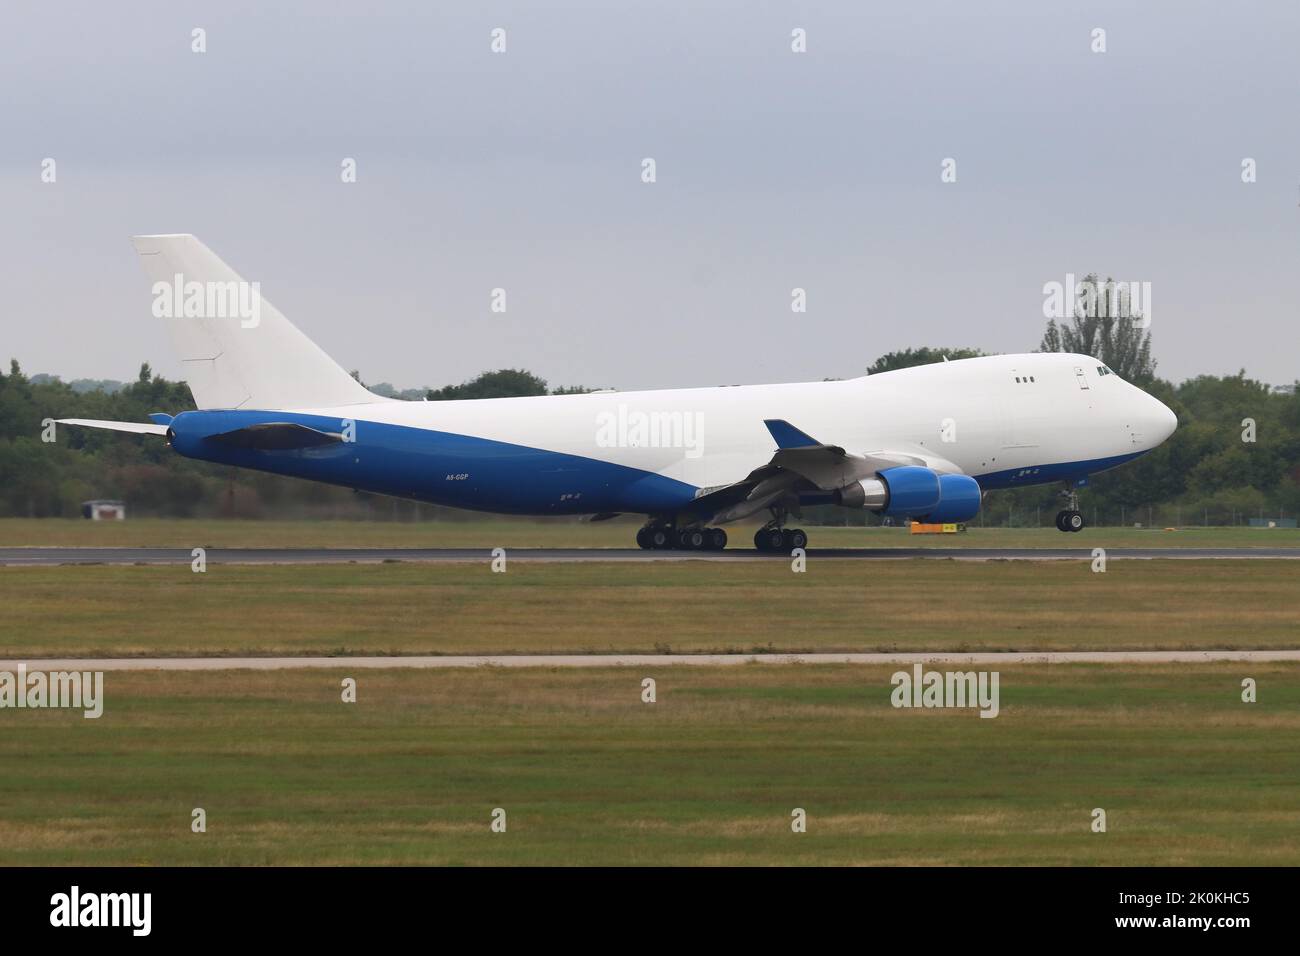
[551,384,599,395]
[1039,273,1155,384]
[426,369,550,401]
[866,347,987,375]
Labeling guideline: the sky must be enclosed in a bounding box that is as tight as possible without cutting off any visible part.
[2,0,1297,392]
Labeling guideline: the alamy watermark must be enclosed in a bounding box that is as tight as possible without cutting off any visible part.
[890,663,999,718]
[152,272,261,328]
[1042,273,1151,328]
[0,664,103,718]
[595,404,704,459]
[50,886,150,936]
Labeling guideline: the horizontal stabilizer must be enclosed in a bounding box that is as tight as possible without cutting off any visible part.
[56,418,169,436]
[205,422,345,450]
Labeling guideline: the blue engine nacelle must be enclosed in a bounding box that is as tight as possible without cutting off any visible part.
[923,473,982,523]
[878,466,941,517]
[876,467,981,523]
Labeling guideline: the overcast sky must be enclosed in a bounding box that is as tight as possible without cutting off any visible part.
[3,0,1297,392]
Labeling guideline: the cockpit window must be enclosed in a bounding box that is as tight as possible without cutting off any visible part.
[1096,365,1114,377]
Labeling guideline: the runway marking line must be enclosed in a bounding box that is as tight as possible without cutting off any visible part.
[2,546,1300,566]
[2,651,1297,670]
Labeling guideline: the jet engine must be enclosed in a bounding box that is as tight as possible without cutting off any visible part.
[835,466,981,523]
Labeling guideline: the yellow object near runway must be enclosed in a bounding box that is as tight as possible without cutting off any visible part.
[910,522,963,534]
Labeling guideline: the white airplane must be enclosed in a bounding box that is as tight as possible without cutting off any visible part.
[59,235,1177,550]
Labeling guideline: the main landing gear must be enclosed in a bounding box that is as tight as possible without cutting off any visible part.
[753,526,808,552]
[1055,486,1086,533]
[752,502,808,552]
[636,525,728,551]
[635,501,808,552]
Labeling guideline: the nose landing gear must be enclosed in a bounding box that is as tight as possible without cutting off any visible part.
[1055,510,1085,532]
[1055,486,1086,533]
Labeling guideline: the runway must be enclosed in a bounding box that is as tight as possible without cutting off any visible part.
[2,545,1299,566]
[3,650,1298,670]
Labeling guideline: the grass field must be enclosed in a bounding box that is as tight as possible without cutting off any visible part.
[2,517,1297,550]
[5,520,1295,867]
[0,664,1294,865]
[2,560,1297,657]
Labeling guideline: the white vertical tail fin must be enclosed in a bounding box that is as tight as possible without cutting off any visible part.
[130,234,380,410]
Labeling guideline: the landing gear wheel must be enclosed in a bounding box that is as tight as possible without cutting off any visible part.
[708,528,728,551]
[636,527,651,550]
[1055,510,1084,532]
[648,527,672,549]
[755,528,786,552]
[680,528,707,550]
[1056,483,1086,533]
[785,528,808,550]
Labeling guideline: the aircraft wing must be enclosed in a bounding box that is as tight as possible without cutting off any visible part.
[681,419,953,524]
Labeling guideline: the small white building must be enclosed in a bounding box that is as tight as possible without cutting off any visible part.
[82,499,126,521]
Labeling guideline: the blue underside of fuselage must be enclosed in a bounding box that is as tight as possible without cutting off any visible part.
[167,410,1147,516]
[168,410,699,515]
[972,451,1145,490]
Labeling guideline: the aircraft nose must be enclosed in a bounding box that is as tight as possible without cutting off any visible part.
[1146,394,1177,445]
